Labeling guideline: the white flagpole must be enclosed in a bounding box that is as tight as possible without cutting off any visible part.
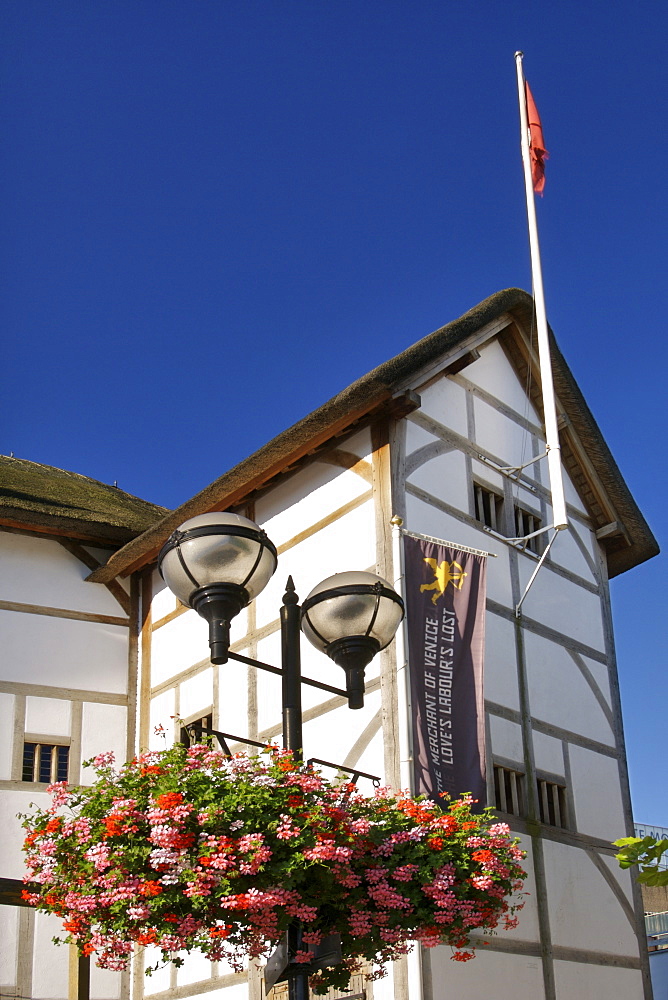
[514,51,568,531]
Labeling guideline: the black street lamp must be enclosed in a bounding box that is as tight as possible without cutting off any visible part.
[158,512,404,998]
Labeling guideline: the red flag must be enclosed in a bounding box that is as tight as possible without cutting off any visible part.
[525,81,549,195]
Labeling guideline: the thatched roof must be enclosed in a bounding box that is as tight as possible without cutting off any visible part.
[86,288,657,580]
[0,455,167,545]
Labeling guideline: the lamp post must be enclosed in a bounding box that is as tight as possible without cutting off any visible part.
[158,512,404,997]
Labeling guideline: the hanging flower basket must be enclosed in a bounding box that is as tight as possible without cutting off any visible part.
[21,744,526,992]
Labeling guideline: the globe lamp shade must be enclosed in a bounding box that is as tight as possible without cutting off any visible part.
[301,571,404,708]
[158,513,277,664]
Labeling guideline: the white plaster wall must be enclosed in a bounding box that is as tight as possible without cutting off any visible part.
[254,500,376,630]
[473,395,538,470]
[80,702,128,779]
[464,339,542,425]
[417,377,469,436]
[489,715,523,764]
[150,610,212,687]
[519,561,605,651]
[484,614,520,711]
[0,692,14,779]
[179,667,214,721]
[523,632,615,745]
[25,696,72,737]
[1,611,129,694]
[0,533,125,617]
[0,788,52,876]
[256,462,371,550]
[406,416,442,454]
[553,961,644,1000]
[406,450,470,518]
[89,961,123,1000]
[542,840,639,955]
[176,948,214,985]
[31,912,70,998]
[547,525,599,584]
[568,745,627,841]
[148,688,176,750]
[532,730,566,777]
[142,947,172,993]
[151,569,178,622]
[0,904,18,987]
[429,945,545,1000]
[470,457,504,494]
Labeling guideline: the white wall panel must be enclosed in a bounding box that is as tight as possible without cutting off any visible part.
[524,633,614,745]
[406,451,469,514]
[406,415,441,454]
[255,461,370,544]
[31,912,71,998]
[548,526,598,584]
[141,947,172,993]
[484,613,520,711]
[179,668,214,722]
[429,944,545,1000]
[474,396,537,470]
[176,948,213,985]
[254,501,376,630]
[562,466,591,516]
[216,662,250,737]
[0,904,18,986]
[147,689,176,751]
[151,569,177,622]
[553,961,643,1000]
[568,745,626,840]
[419,377,469,436]
[302,687,383,775]
[25,696,71,737]
[489,715,523,764]
[471,458,504,493]
[1,611,129,693]
[0,788,51,876]
[465,339,542,424]
[532,731,565,777]
[89,961,123,1000]
[0,533,124,616]
[151,610,211,686]
[0,693,14,779]
[80,703,128,779]
[519,560,605,651]
[543,840,638,954]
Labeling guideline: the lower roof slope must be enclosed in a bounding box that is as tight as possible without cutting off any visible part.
[0,455,167,545]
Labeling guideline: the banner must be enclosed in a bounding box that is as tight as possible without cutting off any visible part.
[404,532,487,809]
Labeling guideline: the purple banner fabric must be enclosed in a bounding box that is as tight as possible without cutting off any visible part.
[404,533,487,810]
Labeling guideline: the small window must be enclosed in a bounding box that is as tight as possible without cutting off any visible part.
[181,713,214,745]
[493,764,525,817]
[537,778,568,829]
[474,483,504,532]
[515,506,542,554]
[23,743,69,783]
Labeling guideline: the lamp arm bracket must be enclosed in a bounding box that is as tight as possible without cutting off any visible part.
[227,649,347,699]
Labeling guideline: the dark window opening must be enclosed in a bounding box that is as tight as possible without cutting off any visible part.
[537,778,568,829]
[474,483,504,532]
[23,743,69,783]
[181,713,214,745]
[493,764,525,817]
[514,506,542,554]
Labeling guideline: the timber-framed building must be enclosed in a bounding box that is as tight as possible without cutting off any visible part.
[1,288,659,1000]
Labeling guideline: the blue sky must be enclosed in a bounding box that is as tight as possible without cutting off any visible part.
[2,2,665,826]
